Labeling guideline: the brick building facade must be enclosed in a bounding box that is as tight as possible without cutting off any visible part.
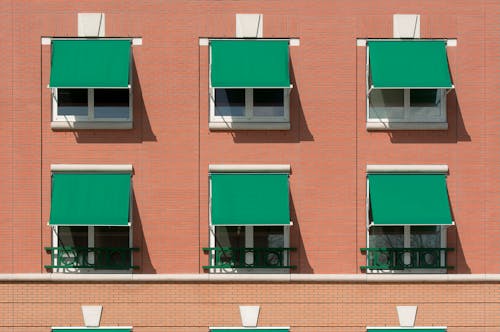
[1,1,499,331]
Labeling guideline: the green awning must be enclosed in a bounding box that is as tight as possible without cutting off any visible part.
[49,173,131,226]
[368,174,452,225]
[368,40,452,89]
[367,329,446,332]
[53,329,131,332]
[50,40,131,88]
[211,173,290,225]
[211,330,289,332]
[210,40,290,88]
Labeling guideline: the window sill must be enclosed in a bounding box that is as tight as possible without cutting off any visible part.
[209,122,290,131]
[51,121,133,130]
[366,122,448,131]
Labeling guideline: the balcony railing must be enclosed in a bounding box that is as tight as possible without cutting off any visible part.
[203,247,296,269]
[360,247,454,270]
[45,247,139,270]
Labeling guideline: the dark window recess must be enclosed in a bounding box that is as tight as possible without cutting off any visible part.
[215,89,245,116]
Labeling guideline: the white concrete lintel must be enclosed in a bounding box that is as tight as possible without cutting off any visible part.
[132,38,143,46]
[357,39,367,47]
[289,38,300,46]
[367,328,447,330]
[209,164,291,173]
[447,39,457,47]
[199,38,209,46]
[51,164,133,173]
[3,273,500,282]
[366,165,448,174]
[41,37,52,45]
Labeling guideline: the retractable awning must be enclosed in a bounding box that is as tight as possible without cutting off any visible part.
[210,173,290,225]
[210,40,290,88]
[50,39,131,88]
[49,173,131,226]
[368,174,453,226]
[368,40,453,89]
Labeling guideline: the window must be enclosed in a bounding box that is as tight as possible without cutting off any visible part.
[46,165,138,272]
[209,40,291,130]
[211,88,289,123]
[361,168,454,272]
[204,165,294,272]
[49,39,133,129]
[210,225,290,269]
[53,88,132,122]
[51,225,135,272]
[366,41,453,130]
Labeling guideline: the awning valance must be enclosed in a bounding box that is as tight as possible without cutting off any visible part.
[50,39,131,88]
[210,40,290,88]
[368,40,452,89]
[49,173,131,226]
[53,329,131,332]
[368,174,452,226]
[210,173,290,225]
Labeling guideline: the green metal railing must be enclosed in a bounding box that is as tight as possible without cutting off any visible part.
[45,247,139,270]
[203,247,296,269]
[360,247,454,270]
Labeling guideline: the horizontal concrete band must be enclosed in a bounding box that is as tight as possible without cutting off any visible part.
[209,164,291,173]
[1,273,499,282]
[366,165,449,173]
[51,164,133,172]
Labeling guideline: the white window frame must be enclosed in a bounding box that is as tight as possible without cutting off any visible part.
[208,40,291,130]
[51,225,133,274]
[209,87,291,124]
[365,43,448,130]
[365,176,448,274]
[208,165,292,273]
[49,165,134,273]
[52,87,133,123]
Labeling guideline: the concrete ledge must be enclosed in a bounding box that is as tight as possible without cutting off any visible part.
[51,121,133,130]
[209,164,291,173]
[366,165,448,174]
[51,164,133,172]
[209,122,290,131]
[2,274,500,282]
[366,122,448,131]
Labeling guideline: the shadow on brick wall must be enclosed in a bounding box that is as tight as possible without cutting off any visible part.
[387,89,471,144]
[132,191,156,274]
[74,59,157,144]
[290,193,314,273]
[447,198,471,274]
[230,59,314,144]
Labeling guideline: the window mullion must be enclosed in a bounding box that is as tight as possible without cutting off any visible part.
[245,226,253,265]
[404,89,410,121]
[404,225,411,248]
[89,89,95,121]
[246,88,253,119]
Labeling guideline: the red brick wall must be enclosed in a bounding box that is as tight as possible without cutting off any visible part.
[0,281,499,331]
[0,1,498,273]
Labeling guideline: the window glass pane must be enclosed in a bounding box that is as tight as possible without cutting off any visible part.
[58,89,88,116]
[368,89,404,120]
[369,226,404,248]
[409,89,443,121]
[58,226,88,247]
[215,226,245,266]
[94,89,130,119]
[254,226,284,248]
[94,226,130,269]
[410,89,440,107]
[410,226,441,248]
[215,226,245,248]
[253,89,285,117]
[214,89,245,116]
